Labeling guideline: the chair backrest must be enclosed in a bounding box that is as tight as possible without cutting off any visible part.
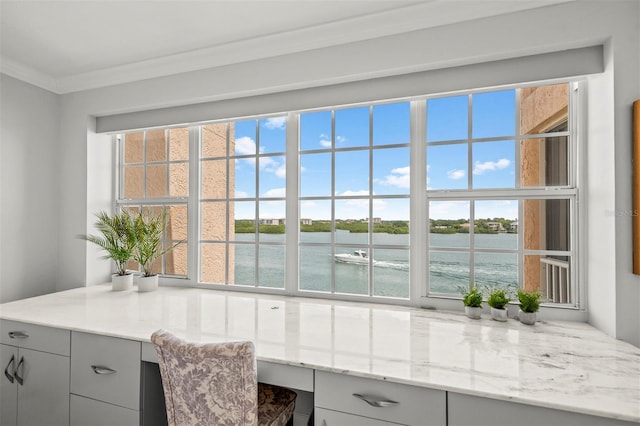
[151,329,259,426]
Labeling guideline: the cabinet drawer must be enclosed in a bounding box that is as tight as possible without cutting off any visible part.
[315,371,446,426]
[70,394,139,426]
[71,331,141,410]
[0,320,70,356]
[315,407,403,426]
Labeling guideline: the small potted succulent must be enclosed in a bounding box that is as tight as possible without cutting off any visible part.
[132,209,180,292]
[487,288,510,322]
[517,289,540,325]
[462,286,483,319]
[80,210,137,291]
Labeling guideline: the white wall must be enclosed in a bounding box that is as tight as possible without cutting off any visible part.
[3,2,638,345]
[0,74,60,303]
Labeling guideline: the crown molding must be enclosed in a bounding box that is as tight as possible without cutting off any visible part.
[3,1,570,95]
[1,56,58,93]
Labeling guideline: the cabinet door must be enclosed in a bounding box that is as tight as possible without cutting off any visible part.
[315,407,404,426]
[70,394,139,426]
[1,344,18,426]
[16,348,70,426]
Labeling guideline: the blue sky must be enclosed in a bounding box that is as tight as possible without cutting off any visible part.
[231,90,518,221]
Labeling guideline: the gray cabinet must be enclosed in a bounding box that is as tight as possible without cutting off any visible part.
[447,392,638,426]
[70,331,141,426]
[315,370,446,426]
[0,320,70,426]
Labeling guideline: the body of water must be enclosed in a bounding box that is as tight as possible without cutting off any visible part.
[233,232,517,298]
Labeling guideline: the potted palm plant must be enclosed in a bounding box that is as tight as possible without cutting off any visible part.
[462,285,483,319]
[132,209,180,292]
[517,289,540,325]
[80,210,137,291]
[487,288,510,322]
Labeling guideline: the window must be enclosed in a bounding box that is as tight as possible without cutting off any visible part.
[299,102,411,299]
[199,117,287,288]
[426,83,576,304]
[116,80,580,309]
[118,128,189,277]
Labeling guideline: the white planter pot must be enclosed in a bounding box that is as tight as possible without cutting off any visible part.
[465,306,482,319]
[519,310,537,325]
[138,275,159,292]
[490,307,508,322]
[112,273,133,291]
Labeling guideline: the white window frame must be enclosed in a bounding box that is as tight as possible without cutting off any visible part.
[114,78,585,319]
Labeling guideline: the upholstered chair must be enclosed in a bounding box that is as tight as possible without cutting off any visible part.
[151,329,296,426]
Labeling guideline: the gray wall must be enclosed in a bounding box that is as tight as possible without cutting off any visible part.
[1,1,638,346]
[0,74,60,303]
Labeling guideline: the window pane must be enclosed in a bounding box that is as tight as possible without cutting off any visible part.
[259,155,286,197]
[335,106,369,148]
[472,140,515,189]
[429,251,469,295]
[427,95,468,142]
[335,199,369,245]
[300,152,331,197]
[167,205,188,241]
[523,199,570,251]
[474,252,517,291]
[259,201,285,241]
[521,83,568,135]
[168,128,189,161]
[474,200,518,250]
[234,120,257,155]
[427,144,468,190]
[299,246,332,292]
[233,157,256,198]
[259,244,285,289]
[201,201,227,241]
[202,123,228,158]
[525,254,571,303]
[124,132,144,163]
[166,242,187,276]
[472,90,515,138]
[520,136,568,187]
[300,110,331,151]
[146,129,167,162]
[300,201,331,243]
[123,166,143,198]
[335,246,369,295]
[372,248,409,298]
[373,102,410,146]
[146,164,167,197]
[233,243,255,286]
[260,117,286,153]
[202,245,223,278]
[372,199,409,246]
[233,201,256,242]
[335,150,369,194]
[169,163,188,197]
[373,147,410,195]
[429,200,470,248]
[202,159,227,199]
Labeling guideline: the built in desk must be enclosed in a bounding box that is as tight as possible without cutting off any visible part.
[1,284,639,426]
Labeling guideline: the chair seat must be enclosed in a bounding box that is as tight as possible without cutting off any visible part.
[257,383,297,426]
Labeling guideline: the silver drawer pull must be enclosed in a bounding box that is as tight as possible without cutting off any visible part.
[352,393,399,408]
[91,365,117,375]
[8,331,29,339]
[15,357,24,386]
[4,354,15,383]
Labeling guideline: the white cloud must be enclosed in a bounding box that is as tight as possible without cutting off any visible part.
[320,138,332,148]
[377,166,410,188]
[263,117,286,130]
[336,135,346,145]
[235,136,256,155]
[337,189,369,196]
[447,169,465,180]
[274,163,286,178]
[473,158,510,175]
[262,187,286,197]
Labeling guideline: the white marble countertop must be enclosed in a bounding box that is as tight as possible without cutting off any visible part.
[1,284,639,423]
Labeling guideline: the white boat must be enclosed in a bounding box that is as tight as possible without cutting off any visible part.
[334,250,375,265]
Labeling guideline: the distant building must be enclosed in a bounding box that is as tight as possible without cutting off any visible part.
[300,218,313,225]
[260,218,285,225]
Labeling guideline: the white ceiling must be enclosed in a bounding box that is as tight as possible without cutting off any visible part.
[0,0,569,94]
